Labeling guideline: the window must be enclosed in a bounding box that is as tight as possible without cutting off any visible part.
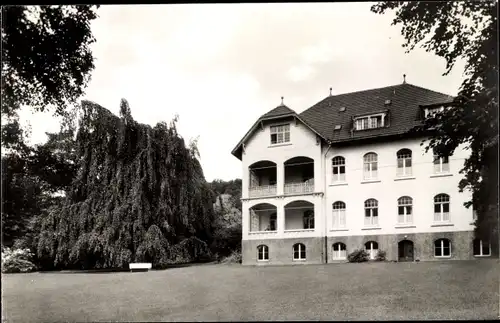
[364,199,379,226]
[332,201,346,229]
[257,245,269,261]
[397,149,412,176]
[270,124,290,145]
[434,194,450,222]
[365,241,378,260]
[332,243,347,260]
[269,213,276,231]
[303,210,314,229]
[332,156,346,182]
[433,154,450,173]
[425,106,444,118]
[355,114,385,130]
[434,239,451,257]
[473,239,491,257]
[397,196,413,224]
[363,153,378,180]
[293,243,306,260]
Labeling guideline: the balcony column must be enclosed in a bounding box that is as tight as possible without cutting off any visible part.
[314,157,321,193]
[277,162,284,195]
[277,205,285,234]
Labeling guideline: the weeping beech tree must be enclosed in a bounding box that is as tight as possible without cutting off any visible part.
[36,99,215,269]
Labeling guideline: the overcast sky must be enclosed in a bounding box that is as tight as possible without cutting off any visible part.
[19,3,466,182]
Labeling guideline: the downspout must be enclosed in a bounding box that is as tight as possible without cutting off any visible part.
[323,140,333,264]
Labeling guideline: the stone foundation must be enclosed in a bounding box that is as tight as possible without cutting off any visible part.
[242,230,498,265]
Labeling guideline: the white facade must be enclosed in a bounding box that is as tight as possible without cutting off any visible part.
[241,119,475,242]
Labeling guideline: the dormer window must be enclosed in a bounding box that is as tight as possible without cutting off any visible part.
[354,113,386,131]
[424,106,445,118]
[270,124,290,145]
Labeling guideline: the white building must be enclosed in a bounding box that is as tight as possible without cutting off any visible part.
[231,82,495,265]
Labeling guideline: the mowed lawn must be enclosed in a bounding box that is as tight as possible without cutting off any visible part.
[2,259,499,322]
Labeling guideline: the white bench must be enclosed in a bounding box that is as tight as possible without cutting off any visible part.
[129,263,152,272]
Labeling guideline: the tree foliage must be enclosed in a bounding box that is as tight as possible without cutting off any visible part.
[35,100,215,269]
[1,5,99,151]
[371,1,498,242]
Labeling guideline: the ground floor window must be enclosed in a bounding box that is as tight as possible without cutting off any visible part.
[257,245,269,261]
[332,242,347,260]
[473,239,491,257]
[434,238,451,257]
[365,241,378,260]
[293,243,306,260]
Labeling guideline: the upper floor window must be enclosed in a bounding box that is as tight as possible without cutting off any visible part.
[363,153,378,180]
[434,194,450,222]
[257,245,269,261]
[332,201,346,229]
[434,238,451,257]
[397,149,412,177]
[293,243,306,260]
[397,196,413,224]
[303,210,315,229]
[270,124,290,145]
[433,154,450,173]
[364,199,379,226]
[332,156,346,182]
[355,114,385,130]
[473,239,491,257]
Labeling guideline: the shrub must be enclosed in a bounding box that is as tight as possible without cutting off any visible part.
[1,247,37,273]
[375,250,387,261]
[220,250,242,264]
[347,249,369,263]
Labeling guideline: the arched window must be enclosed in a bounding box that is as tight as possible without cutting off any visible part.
[434,239,451,257]
[363,153,378,180]
[257,245,269,261]
[365,241,379,260]
[473,239,491,257]
[434,194,450,222]
[293,243,306,260]
[364,199,379,226]
[397,149,412,176]
[303,210,315,229]
[332,242,347,260]
[397,196,413,224]
[332,201,346,229]
[332,156,346,182]
[269,213,277,231]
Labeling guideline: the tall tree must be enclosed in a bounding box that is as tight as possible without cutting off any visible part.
[36,100,215,269]
[1,5,99,150]
[371,2,498,244]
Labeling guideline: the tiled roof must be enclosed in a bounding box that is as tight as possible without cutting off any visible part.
[231,83,454,159]
[299,83,454,143]
[260,104,295,119]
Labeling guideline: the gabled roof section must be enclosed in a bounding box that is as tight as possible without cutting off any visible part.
[299,83,454,143]
[261,104,295,118]
[231,104,327,160]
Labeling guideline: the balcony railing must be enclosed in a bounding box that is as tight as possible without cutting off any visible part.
[284,181,314,195]
[249,185,277,198]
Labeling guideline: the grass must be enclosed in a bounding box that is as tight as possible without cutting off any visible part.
[2,259,499,322]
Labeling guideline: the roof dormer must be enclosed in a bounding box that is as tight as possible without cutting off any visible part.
[353,110,389,131]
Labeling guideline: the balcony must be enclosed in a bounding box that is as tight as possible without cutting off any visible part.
[284,200,315,232]
[248,160,277,198]
[284,156,314,196]
[249,203,277,234]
